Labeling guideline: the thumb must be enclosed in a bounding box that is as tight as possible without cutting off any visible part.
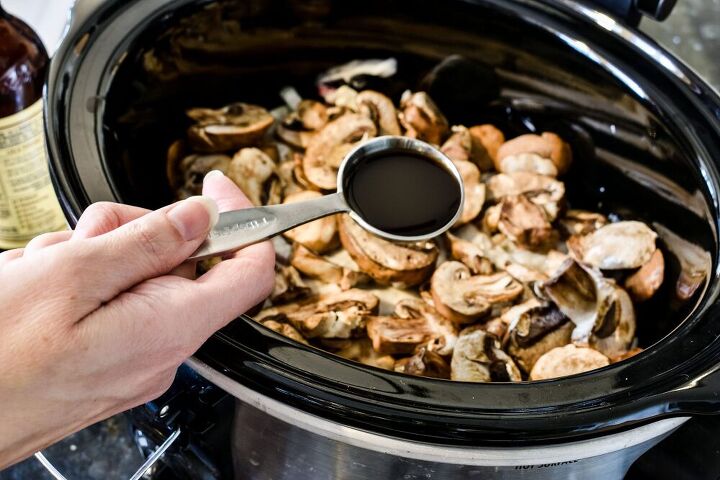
[76,196,218,306]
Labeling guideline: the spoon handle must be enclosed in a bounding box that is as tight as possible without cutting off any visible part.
[188,192,348,261]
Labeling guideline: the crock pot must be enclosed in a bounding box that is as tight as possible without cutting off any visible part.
[44,0,720,478]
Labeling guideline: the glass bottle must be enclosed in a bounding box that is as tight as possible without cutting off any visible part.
[0,2,67,250]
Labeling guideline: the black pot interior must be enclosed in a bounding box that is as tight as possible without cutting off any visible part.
[101,0,716,352]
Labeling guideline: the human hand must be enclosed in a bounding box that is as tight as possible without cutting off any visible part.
[0,171,275,468]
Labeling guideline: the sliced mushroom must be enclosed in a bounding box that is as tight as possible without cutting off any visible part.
[498,194,555,248]
[334,338,396,370]
[568,221,657,270]
[430,261,523,324]
[338,214,438,287]
[356,90,401,136]
[177,153,231,197]
[446,232,494,275]
[394,298,457,356]
[324,85,360,111]
[480,317,509,339]
[506,304,573,373]
[589,286,636,358]
[624,248,665,302]
[469,124,505,171]
[270,265,311,304]
[303,114,376,190]
[186,103,274,152]
[398,91,449,145]
[495,132,572,176]
[395,347,451,379]
[256,289,379,339]
[541,259,618,344]
[281,191,338,253]
[558,210,608,237]
[276,100,329,149]
[292,152,318,191]
[486,172,565,221]
[609,346,643,364]
[277,159,305,196]
[453,159,486,225]
[654,223,711,300]
[225,148,276,206]
[290,244,370,290]
[529,344,609,380]
[258,319,309,345]
[451,328,522,382]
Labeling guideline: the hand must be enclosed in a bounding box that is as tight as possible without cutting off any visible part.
[0,171,275,468]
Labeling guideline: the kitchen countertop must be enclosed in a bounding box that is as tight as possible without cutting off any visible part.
[1,0,719,479]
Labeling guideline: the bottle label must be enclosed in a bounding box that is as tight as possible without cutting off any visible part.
[0,99,67,249]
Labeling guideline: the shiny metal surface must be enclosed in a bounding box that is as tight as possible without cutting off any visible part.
[189,136,464,260]
[186,358,687,479]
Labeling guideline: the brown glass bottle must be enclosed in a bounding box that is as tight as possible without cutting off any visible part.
[0,3,66,249]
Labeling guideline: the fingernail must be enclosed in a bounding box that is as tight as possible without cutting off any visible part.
[205,170,225,180]
[167,196,219,241]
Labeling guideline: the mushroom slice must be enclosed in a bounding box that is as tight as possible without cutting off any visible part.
[256,289,379,339]
[281,191,338,253]
[177,153,232,197]
[270,265,311,304]
[451,328,522,382]
[186,103,274,152]
[356,90,401,136]
[567,221,657,270]
[394,298,458,356]
[258,319,309,345]
[609,347,643,364]
[225,148,276,206]
[430,261,523,325]
[486,172,565,221]
[440,126,473,163]
[290,244,370,290]
[495,132,572,176]
[453,160,486,225]
[338,214,438,287]
[506,304,573,373]
[590,286,636,358]
[446,232,494,275]
[469,124,505,171]
[395,347,451,379]
[654,223,711,300]
[366,316,438,355]
[334,338,395,370]
[541,259,618,344]
[276,100,329,149]
[624,248,665,302]
[529,344,609,380]
[398,91,449,145]
[498,194,555,248]
[558,210,608,237]
[303,114,376,190]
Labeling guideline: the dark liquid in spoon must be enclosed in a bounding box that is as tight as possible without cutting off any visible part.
[343,151,462,237]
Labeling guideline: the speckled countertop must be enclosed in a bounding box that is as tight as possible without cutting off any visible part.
[1,1,719,479]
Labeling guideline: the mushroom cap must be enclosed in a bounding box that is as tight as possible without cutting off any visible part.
[356,90,401,136]
[394,298,458,356]
[568,221,657,270]
[624,248,665,302]
[558,209,608,237]
[441,126,473,163]
[529,344,609,380]
[186,102,274,152]
[507,304,573,373]
[486,172,565,221]
[225,147,276,206]
[282,191,339,253]
[498,194,555,248]
[496,132,572,176]
[590,286,637,358]
[366,316,439,355]
[290,244,369,290]
[338,214,438,287]
[395,347,451,379]
[446,232,494,275]
[451,328,522,382]
[430,261,523,324]
[453,160,486,225]
[303,113,376,190]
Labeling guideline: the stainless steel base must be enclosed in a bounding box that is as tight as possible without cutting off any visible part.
[187,358,688,480]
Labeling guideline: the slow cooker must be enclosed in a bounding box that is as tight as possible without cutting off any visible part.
[44,0,720,478]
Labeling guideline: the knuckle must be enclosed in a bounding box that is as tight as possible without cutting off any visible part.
[79,202,120,233]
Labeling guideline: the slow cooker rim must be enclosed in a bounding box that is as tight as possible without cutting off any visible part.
[45,0,720,443]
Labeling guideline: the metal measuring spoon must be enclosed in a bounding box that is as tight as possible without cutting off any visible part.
[188,136,465,261]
